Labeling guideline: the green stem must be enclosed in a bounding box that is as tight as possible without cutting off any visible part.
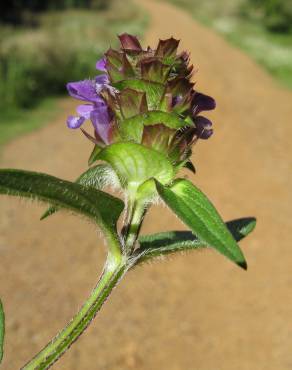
[22,248,126,370]
[124,200,147,254]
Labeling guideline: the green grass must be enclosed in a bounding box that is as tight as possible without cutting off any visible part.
[163,0,292,89]
[0,0,148,150]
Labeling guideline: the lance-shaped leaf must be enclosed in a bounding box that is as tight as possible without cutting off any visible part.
[0,299,4,364]
[120,110,190,142]
[98,142,174,190]
[0,169,124,235]
[41,164,119,220]
[135,217,256,265]
[155,179,248,269]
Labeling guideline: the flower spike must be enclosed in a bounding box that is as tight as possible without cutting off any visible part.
[66,33,216,167]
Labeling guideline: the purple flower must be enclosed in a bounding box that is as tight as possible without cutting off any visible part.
[96,57,107,72]
[67,115,86,129]
[90,107,112,144]
[194,116,213,140]
[190,92,216,140]
[66,74,113,144]
[192,92,216,115]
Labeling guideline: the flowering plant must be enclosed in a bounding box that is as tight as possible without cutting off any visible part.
[0,34,256,369]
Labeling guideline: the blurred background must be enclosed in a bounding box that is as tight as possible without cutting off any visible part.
[0,0,291,369]
[0,0,147,147]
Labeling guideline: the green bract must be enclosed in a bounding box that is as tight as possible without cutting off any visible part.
[98,142,174,191]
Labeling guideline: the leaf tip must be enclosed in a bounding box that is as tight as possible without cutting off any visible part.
[243,217,257,234]
[238,259,248,270]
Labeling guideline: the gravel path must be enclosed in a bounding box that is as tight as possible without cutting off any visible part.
[0,0,291,369]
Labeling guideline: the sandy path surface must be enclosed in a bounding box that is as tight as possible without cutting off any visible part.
[1,0,292,369]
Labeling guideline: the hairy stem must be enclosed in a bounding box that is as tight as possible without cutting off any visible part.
[22,243,126,370]
[124,199,147,254]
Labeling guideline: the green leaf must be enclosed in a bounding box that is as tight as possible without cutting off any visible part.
[120,110,190,142]
[136,217,256,264]
[155,179,248,269]
[98,142,174,191]
[113,79,165,110]
[41,164,118,220]
[0,299,4,364]
[0,169,124,236]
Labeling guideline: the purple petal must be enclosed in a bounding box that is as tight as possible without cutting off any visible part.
[195,116,213,129]
[95,74,110,95]
[67,115,86,129]
[96,57,107,72]
[90,106,111,144]
[194,116,213,139]
[76,104,94,120]
[67,80,98,103]
[95,74,109,85]
[200,128,213,139]
[192,92,216,115]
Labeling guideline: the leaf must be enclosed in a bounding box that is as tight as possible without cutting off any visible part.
[120,110,190,142]
[113,79,165,110]
[136,217,256,264]
[155,179,248,269]
[41,164,118,220]
[0,299,4,364]
[0,169,124,236]
[98,142,174,190]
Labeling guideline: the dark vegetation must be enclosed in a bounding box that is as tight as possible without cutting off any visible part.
[0,0,110,24]
[242,0,292,33]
